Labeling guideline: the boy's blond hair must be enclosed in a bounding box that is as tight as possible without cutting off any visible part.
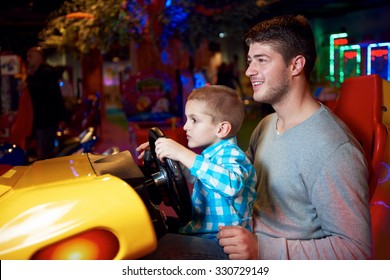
[188,85,244,136]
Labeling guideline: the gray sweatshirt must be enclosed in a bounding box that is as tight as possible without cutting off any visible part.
[247,105,372,259]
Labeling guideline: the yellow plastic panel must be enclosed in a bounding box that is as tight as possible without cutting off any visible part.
[0,174,157,259]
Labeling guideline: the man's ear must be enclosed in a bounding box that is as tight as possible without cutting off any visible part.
[291,55,306,76]
[216,121,232,138]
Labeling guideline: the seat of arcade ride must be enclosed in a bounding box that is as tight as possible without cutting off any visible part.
[333,74,390,259]
[333,74,387,200]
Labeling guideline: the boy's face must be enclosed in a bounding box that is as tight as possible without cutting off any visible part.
[183,100,220,149]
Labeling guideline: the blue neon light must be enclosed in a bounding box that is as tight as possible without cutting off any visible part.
[371,200,390,209]
[367,42,390,81]
[378,162,390,184]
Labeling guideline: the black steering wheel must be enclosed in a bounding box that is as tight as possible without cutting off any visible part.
[148,127,192,224]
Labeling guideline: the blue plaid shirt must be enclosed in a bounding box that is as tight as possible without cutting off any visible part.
[179,137,257,240]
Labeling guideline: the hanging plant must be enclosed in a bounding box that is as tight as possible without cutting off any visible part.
[39,0,274,56]
[161,0,267,52]
[39,0,147,56]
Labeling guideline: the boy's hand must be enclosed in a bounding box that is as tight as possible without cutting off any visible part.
[155,138,197,168]
[136,141,150,160]
[155,138,184,162]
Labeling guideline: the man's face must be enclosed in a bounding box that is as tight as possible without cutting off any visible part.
[26,49,43,72]
[245,42,290,106]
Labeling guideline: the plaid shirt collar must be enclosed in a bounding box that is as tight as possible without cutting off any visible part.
[201,136,237,159]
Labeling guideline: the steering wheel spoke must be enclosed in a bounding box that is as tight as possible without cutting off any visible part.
[148,127,192,224]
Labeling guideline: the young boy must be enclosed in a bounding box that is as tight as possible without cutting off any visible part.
[138,85,257,240]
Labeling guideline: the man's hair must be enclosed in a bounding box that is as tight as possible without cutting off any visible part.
[244,15,317,80]
[188,85,244,136]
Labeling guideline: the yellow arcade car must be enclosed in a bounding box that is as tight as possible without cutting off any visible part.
[0,127,192,260]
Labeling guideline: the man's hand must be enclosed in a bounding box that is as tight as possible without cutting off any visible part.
[217,226,258,260]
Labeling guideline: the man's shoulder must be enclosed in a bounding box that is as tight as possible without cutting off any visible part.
[251,113,277,136]
[37,63,52,70]
[307,107,363,154]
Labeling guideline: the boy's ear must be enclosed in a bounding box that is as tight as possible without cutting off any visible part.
[216,121,232,138]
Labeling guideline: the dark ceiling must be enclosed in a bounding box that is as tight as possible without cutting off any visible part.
[1,0,389,56]
[0,0,64,55]
[256,0,390,18]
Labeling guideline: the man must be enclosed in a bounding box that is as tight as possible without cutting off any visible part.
[21,46,67,160]
[217,15,372,259]
[141,15,372,260]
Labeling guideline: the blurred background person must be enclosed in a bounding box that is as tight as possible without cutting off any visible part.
[229,54,243,93]
[18,46,67,160]
[216,62,235,89]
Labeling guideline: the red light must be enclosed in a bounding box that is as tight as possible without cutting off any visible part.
[66,12,94,19]
[371,49,389,58]
[344,51,357,60]
[334,38,348,46]
[31,229,120,260]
